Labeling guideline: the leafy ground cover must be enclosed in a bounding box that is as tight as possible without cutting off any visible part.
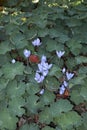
[0,0,87,130]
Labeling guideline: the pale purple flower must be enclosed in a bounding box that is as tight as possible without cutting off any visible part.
[41,55,47,63]
[59,84,65,95]
[66,72,74,80]
[32,38,42,46]
[39,89,44,95]
[35,72,44,83]
[63,80,68,87]
[56,50,65,58]
[11,59,16,64]
[23,49,31,58]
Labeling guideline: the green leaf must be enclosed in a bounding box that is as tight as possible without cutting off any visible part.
[50,99,73,117]
[48,65,62,78]
[54,111,82,130]
[46,39,64,52]
[0,108,17,130]
[45,76,60,91]
[66,39,82,55]
[0,41,13,55]
[26,83,40,95]
[0,77,9,91]
[39,107,53,124]
[80,87,87,101]
[70,90,84,105]
[10,32,28,49]
[40,90,55,105]
[42,126,55,130]
[7,80,26,98]
[20,123,39,130]
[2,62,25,80]
[75,56,87,64]
[9,97,25,116]
[26,95,43,114]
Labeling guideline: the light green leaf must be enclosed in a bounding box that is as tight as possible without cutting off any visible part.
[42,126,55,130]
[70,90,84,105]
[0,77,9,91]
[10,32,28,49]
[66,39,82,55]
[50,99,73,117]
[20,123,39,130]
[26,95,43,114]
[39,107,53,124]
[75,56,87,64]
[40,90,55,105]
[7,80,26,98]
[45,76,60,91]
[80,87,87,101]
[0,41,13,54]
[0,108,17,130]
[9,97,25,116]
[46,39,64,52]
[54,111,82,130]
[2,62,25,80]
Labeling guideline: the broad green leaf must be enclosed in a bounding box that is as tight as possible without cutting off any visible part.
[26,83,40,95]
[78,66,87,74]
[66,39,82,55]
[0,70,3,77]
[46,39,64,52]
[26,95,43,114]
[69,75,87,88]
[2,62,25,80]
[39,107,53,124]
[38,28,49,37]
[80,87,87,101]
[40,90,55,105]
[45,76,60,91]
[0,41,13,54]
[75,56,87,64]
[0,108,17,130]
[65,18,82,27]
[42,126,55,130]
[70,90,84,105]
[50,99,73,117]
[7,80,26,98]
[48,65,62,78]
[20,123,39,130]
[54,111,82,130]
[10,32,28,49]
[9,97,25,116]
[0,77,9,91]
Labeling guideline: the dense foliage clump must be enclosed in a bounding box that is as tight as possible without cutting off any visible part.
[0,0,87,130]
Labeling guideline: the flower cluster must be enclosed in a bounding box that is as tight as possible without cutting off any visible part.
[59,68,74,95]
[35,55,52,83]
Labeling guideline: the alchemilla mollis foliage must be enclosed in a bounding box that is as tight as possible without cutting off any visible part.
[0,0,87,130]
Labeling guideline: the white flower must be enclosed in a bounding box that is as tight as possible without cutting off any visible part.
[63,80,68,87]
[62,67,66,73]
[23,49,31,58]
[32,38,42,46]
[39,89,44,95]
[35,72,44,83]
[56,50,65,58]
[11,59,16,64]
[66,72,74,80]
[59,84,65,95]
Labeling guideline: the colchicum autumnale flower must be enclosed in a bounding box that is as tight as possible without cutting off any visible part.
[56,50,65,58]
[66,72,74,80]
[32,38,42,46]
[23,49,31,58]
[35,55,52,83]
